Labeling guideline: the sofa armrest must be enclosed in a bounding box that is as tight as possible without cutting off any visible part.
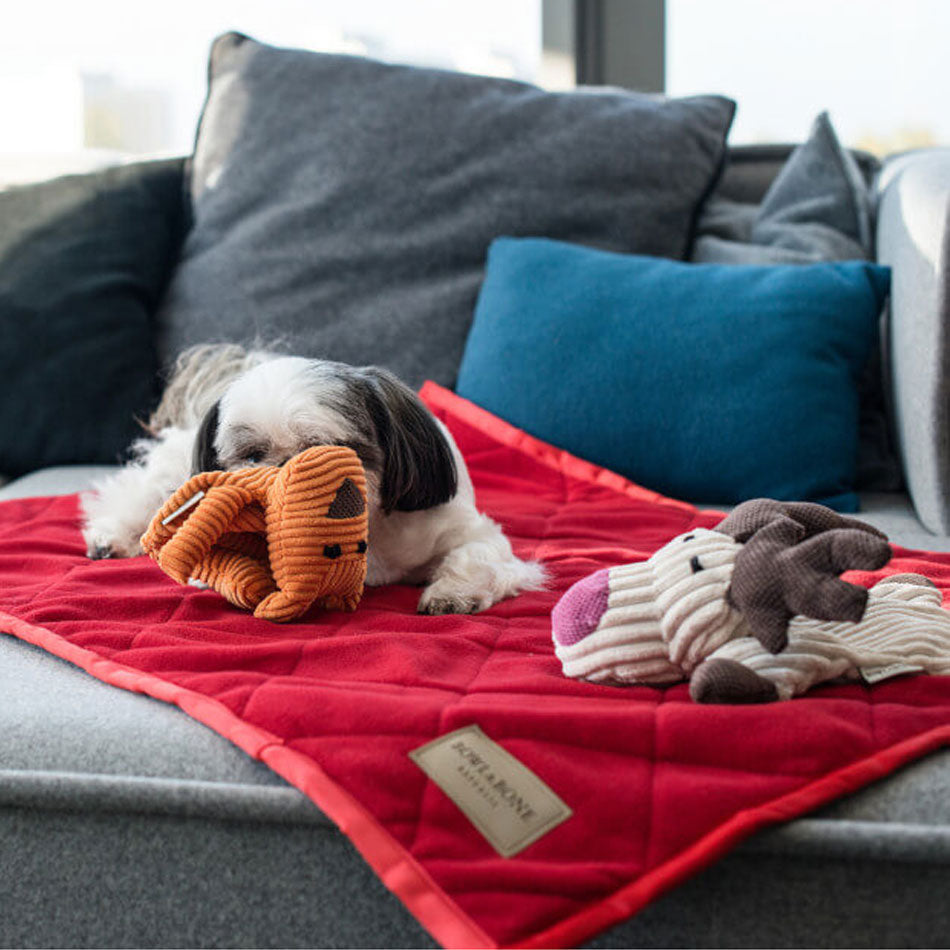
[875,148,950,534]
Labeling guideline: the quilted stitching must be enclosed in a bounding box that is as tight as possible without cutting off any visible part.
[2,385,950,949]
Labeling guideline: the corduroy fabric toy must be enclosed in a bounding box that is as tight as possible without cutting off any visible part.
[552,499,950,702]
[141,446,368,622]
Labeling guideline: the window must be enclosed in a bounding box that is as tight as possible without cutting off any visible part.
[666,0,948,154]
[10,0,936,184]
[1,0,571,186]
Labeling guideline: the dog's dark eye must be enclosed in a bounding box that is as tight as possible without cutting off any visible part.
[356,540,367,554]
[690,555,703,574]
[236,443,268,465]
[323,544,342,559]
[683,534,695,542]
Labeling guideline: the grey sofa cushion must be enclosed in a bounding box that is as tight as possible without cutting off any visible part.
[156,32,735,389]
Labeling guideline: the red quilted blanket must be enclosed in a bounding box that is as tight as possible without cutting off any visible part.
[4,382,950,948]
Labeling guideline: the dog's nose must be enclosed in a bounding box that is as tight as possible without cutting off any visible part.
[552,568,610,646]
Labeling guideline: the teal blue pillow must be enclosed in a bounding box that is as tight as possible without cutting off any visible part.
[456,237,891,511]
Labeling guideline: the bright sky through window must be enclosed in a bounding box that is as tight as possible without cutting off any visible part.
[667,0,949,154]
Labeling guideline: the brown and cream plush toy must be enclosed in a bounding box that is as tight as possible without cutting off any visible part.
[141,446,368,622]
[553,499,950,702]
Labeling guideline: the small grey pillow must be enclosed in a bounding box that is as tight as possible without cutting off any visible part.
[157,33,735,389]
[693,111,871,264]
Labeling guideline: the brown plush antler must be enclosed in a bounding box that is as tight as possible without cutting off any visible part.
[716,499,888,545]
[715,499,891,653]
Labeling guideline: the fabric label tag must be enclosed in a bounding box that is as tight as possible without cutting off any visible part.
[409,724,572,858]
[860,662,925,685]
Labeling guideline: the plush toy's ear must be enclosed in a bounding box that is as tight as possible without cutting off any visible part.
[327,478,366,519]
[192,399,221,474]
[360,369,457,513]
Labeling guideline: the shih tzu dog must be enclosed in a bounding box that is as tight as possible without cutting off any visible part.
[80,344,545,614]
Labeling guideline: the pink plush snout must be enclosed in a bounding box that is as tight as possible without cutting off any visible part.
[551,568,611,646]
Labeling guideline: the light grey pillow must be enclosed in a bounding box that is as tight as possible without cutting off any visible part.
[692,111,871,264]
[157,33,735,388]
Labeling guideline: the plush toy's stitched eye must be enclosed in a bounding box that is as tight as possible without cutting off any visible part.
[690,555,703,574]
[356,540,367,554]
[323,544,342,559]
[683,534,695,542]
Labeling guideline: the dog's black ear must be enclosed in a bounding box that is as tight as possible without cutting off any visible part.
[362,369,457,513]
[192,400,221,474]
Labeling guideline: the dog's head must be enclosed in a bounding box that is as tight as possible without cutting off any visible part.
[192,357,458,514]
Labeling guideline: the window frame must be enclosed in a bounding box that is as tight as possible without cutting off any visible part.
[570,0,664,91]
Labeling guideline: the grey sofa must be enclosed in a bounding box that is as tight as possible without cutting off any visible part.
[2,143,950,949]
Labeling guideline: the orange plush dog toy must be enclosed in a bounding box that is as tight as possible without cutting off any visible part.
[141,446,368,622]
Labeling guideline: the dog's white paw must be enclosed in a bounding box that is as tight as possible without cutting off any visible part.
[83,532,143,560]
[81,509,144,560]
[416,538,547,615]
[417,580,494,615]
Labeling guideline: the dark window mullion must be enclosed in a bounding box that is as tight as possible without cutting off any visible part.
[574,0,665,92]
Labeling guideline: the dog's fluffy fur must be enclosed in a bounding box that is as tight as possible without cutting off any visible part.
[81,345,545,614]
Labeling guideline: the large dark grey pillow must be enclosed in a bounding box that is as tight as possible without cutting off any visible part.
[0,159,185,476]
[157,32,735,388]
